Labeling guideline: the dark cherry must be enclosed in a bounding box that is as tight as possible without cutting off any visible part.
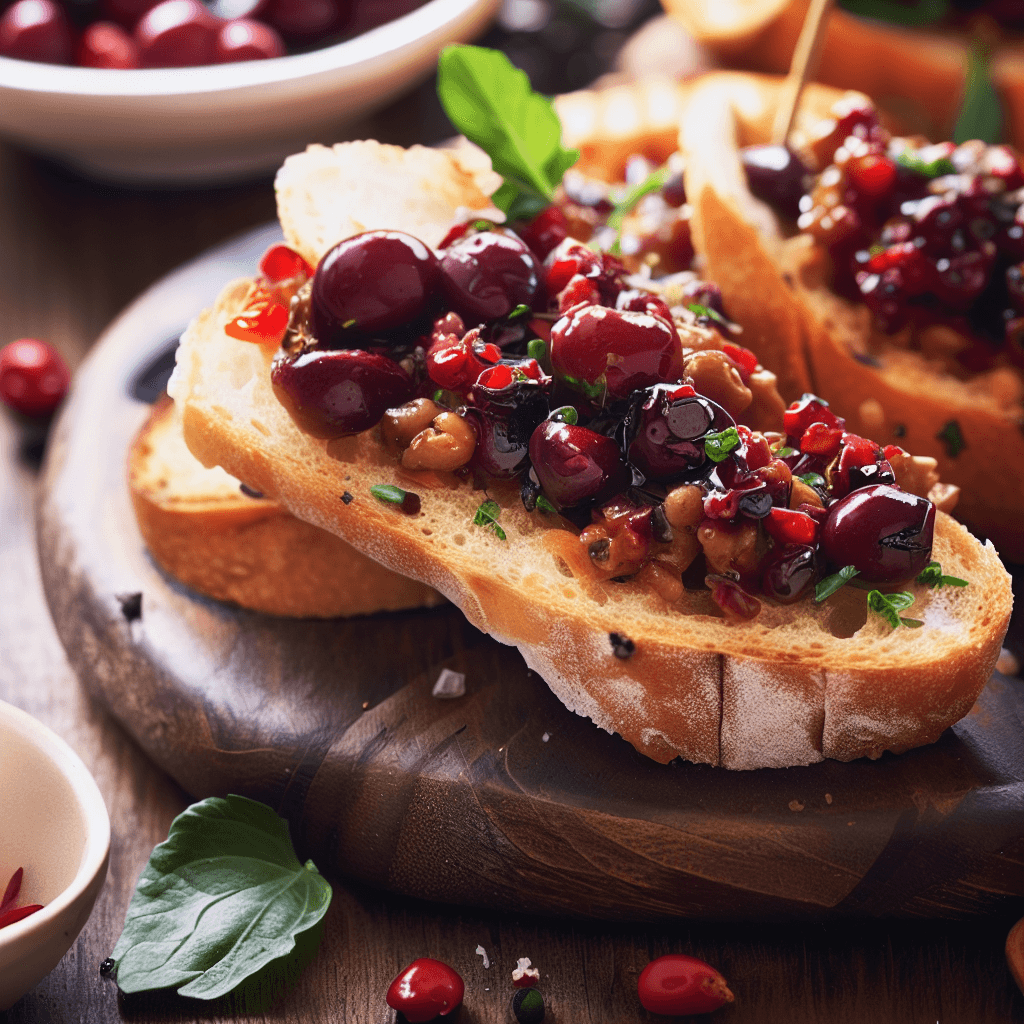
[623,383,732,483]
[518,205,569,261]
[529,416,631,510]
[311,230,440,345]
[134,0,219,67]
[741,145,810,220]
[549,304,682,401]
[439,230,541,326]
[763,544,818,603]
[270,348,412,438]
[386,957,464,1023]
[263,0,344,40]
[0,0,73,63]
[214,17,283,59]
[820,483,935,584]
[76,19,140,65]
[464,372,549,478]
[0,338,71,417]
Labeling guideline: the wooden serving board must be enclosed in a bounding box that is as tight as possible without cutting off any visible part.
[37,225,1024,923]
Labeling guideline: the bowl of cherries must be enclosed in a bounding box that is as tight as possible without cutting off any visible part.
[0,0,498,183]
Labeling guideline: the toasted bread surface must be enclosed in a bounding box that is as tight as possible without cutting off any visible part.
[129,391,444,618]
[679,72,1024,561]
[168,141,1012,768]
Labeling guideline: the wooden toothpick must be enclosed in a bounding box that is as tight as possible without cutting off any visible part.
[771,0,835,147]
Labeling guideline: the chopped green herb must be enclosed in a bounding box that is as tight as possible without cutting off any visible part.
[535,494,557,513]
[704,426,741,462]
[838,0,949,27]
[955,43,1002,145]
[562,374,605,401]
[895,150,956,179]
[370,484,407,505]
[508,303,531,321]
[606,166,670,231]
[342,318,357,329]
[527,337,548,365]
[436,45,579,221]
[815,565,860,602]
[867,589,917,629]
[901,617,926,628]
[472,219,493,231]
[550,405,578,425]
[473,499,506,540]
[771,446,797,458]
[798,472,827,489]
[916,561,969,589]
[686,302,730,328]
[936,419,966,458]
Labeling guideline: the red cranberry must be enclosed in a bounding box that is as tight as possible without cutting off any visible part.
[741,145,809,220]
[517,205,568,261]
[135,0,219,67]
[614,287,673,324]
[270,348,413,438]
[637,953,734,1016]
[783,394,842,441]
[214,17,283,59]
[386,958,464,1024]
[259,243,312,284]
[529,415,631,510]
[0,339,71,417]
[263,0,343,41]
[311,231,440,344]
[0,0,73,63]
[549,304,682,402]
[820,483,935,584]
[439,230,541,326]
[76,19,140,65]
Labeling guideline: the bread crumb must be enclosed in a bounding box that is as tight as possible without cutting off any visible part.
[997,647,1020,677]
[542,732,550,742]
[788,800,804,812]
[825,792,833,804]
[433,668,466,698]
[475,945,490,969]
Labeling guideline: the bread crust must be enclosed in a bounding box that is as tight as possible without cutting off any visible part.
[168,144,1013,767]
[679,71,1024,561]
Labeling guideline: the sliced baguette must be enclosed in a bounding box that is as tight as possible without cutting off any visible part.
[129,392,444,618]
[679,71,1024,562]
[169,139,1012,769]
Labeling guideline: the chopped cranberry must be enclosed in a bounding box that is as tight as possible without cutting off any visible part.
[708,576,761,622]
[784,394,843,440]
[0,0,73,63]
[721,342,758,383]
[741,145,810,219]
[866,241,932,295]
[529,416,631,510]
[518,205,569,261]
[799,421,844,457]
[76,20,140,66]
[224,284,288,344]
[847,153,897,198]
[557,274,601,312]
[426,330,499,392]
[214,17,284,60]
[764,507,819,547]
[0,338,71,417]
[135,0,219,67]
[259,243,312,284]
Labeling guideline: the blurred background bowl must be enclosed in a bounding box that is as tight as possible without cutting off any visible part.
[0,0,499,185]
[0,700,110,1011]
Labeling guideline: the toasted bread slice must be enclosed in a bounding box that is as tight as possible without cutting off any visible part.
[678,72,1024,561]
[129,393,444,618]
[168,140,1012,769]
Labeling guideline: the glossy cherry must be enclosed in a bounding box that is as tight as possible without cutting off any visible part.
[549,303,682,401]
[763,543,818,603]
[741,145,809,220]
[637,953,734,1016]
[529,415,631,510]
[0,338,71,417]
[134,0,219,67]
[76,20,141,66]
[0,0,73,63]
[439,230,541,325]
[385,957,464,1023]
[270,348,413,438]
[820,483,935,584]
[518,204,569,260]
[311,230,440,345]
[214,17,283,59]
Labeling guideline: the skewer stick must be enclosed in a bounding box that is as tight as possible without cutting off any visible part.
[771,0,835,147]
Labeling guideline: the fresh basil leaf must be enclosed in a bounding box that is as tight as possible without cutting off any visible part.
[535,494,556,513]
[900,617,926,628]
[771,446,797,458]
[798,472,827,489]
[955,44,1002,145]
[867,589,917,629]
[110,795,331,999]
[437,45,579,217]
[473,499,507,540]
[815,565,859,602]
[606,166,669,231]
[935,418,966,458]
[916,560,969,588]
[838,0,948,26]
[686,302,730,328]
[704,426,741,462]
[370,483,407,505]
[895,150,956,179]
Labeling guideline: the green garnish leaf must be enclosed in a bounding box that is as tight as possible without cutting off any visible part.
[473,499,507,540]
[916,561,969,588]
[535,494,556,513]
[562,374,605,401]
[704,426,741,462]
[867,589,916,629]
[110,795,332,999]
[798,472,827,489]
[955,43,1002,145]
[936,418,966,458]
[900,617,926,628]
[527,337,548,365]
[342,318,357,329]
[771,446,797,458]
[437,45,579,219]
[606,166,670,231]
[815,565,860,602]
[508,303,531,321]
[686,302,730,328]
[895,150,956,179]
[838,0,948,26]
[370,484,407,505]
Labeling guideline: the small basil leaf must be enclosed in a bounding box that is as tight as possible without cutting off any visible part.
[867,589,917,629]
[704,426,741,462]
[473,498,507,540]
[110,795,332,999]
[370,483,407,505]
[815,565,859,602]
[954,44,1002,145]
[606,166,669,231]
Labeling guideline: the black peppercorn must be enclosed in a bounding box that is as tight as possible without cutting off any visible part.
[99,957,115,977]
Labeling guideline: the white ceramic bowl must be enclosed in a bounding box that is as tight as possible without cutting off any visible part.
[0,700,110,1011]
[0,0,498,184]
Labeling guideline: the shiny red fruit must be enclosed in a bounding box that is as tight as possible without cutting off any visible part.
[529,418,631,510]
[135,0,219,67]
[224,284,288,344]
[0,0,73,63]
[77,21,141,67]
[550,303,682,401]
[637,954,734,1016]
[259,243,312,284]
[386,957,464,1024]
[99,0,161,28]
[0,339,71,417]
[214,17,283,60]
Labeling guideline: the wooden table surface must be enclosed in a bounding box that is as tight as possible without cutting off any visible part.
[1,88,1024,1024]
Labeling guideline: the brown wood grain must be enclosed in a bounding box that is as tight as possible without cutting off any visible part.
[1,127,1024,1023]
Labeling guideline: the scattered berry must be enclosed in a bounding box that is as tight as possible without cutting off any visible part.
[637,954,734,1016]
[0,338,71,417]
[386,957,464,1023]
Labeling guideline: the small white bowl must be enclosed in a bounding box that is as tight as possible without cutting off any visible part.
[0,700,110,1011]
[0,0,498,185]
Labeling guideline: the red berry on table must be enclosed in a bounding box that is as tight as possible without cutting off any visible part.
[637,953,734,1016]
[77,21,141,67]
[0,339,71,418]
[385,957,464,1023]
[0,0,73,63]
[214,17,284,60]
[135,0,219,67]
